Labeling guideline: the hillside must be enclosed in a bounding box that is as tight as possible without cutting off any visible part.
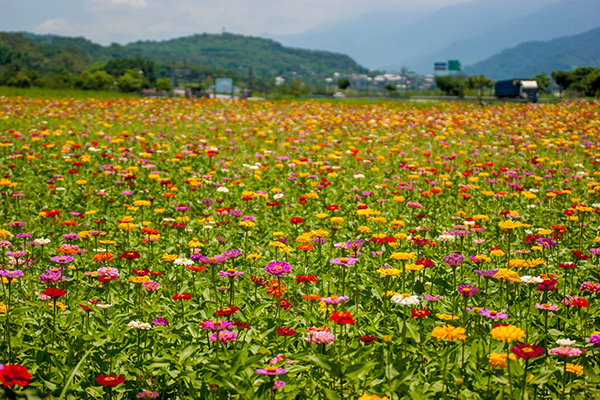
[463,27,600,80]
[7,32,367,77]
[404,0,600,73]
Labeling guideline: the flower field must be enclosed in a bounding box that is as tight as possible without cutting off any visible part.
[0,96,599,399]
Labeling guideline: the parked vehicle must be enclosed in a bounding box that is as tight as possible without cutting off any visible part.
[495,79,538,102]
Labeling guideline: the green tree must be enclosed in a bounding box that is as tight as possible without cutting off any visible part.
[434,75,459,96]
[551,71,572,98]
[117,69,146,92]
[384,83,397,95]
[586,69,600,98]
[466,75,493,100]
[531,73,552,94]
[155,77,172,92]
[337,78,350,90]
[75,71,114,91]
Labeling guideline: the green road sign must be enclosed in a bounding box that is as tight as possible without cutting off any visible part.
[448,60,461,71]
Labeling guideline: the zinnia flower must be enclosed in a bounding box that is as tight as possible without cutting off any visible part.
[490,325,525,343]
[264,261,292,276]
[431,325,466,341]
[0,364,31,387]
[96,374,125,387]
[510,344,544,359]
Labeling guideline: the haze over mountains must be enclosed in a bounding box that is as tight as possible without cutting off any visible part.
[270,0,600,74]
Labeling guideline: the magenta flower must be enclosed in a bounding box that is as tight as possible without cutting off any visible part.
[422,294,443,302]
[320,295,349,305]
[304,327,335,344]
[218,269,244,278]
[38,268,64,284]
[0,269,24,279]
[330,257,358,266]
[265,261,292,276]
[479,308,508,319]
[50,255,75,264]
[255,367,287,376]
[589,333,600,347]
[535,303,559,311]
[209,330,238,343]
[272,380,286,390]
[457,285,479,297]
[200,320,234,331]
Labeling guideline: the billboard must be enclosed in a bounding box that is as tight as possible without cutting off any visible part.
[215,78,233,94]
[448,60,461,71]
[434,62,447,71]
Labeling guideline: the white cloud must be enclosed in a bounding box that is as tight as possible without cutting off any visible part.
[35,18,78,35]
[91,0,148,9]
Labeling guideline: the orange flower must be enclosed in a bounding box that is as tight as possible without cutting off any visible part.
[302,294,322,301]
[92,252,114,263]
[298,243,314,251]
[267,279,286,298]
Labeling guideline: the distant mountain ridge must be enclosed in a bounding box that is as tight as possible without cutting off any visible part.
[2,31,368,77]
[463,27,600,80]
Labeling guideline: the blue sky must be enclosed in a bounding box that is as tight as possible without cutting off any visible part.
[0,0,471,44]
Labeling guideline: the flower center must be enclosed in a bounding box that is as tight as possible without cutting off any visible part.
[266,367,278,372]
[401,293,411,298]
[523,347,533,353]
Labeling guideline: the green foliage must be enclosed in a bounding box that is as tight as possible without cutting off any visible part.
[384,83,397,93]
[531,72,552,94]
[74,71,114,91]
[117,69,148,92]
[466,75,493,99]
[434,75,460,96]
[155,78,172,92]
[337,78,350,90]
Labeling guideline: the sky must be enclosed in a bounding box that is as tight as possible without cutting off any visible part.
[0,0,472,45]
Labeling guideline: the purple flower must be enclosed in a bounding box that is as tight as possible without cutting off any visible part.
[218,269,244,278]
[38,268,64,284]
[256,367,287,376]
[152,317,169,326]
[137,391,159,399]
[479,308,508,319]
[475,269,498,277]
[330,257,358,266]
[457,285,479,297]
[265,261,292,276]
[272,381,286,390]
[320,295,349,305]
[63,233,79,241]
[589,333,600,347]
[50,255,75,264]
[0,269,24,279]
[422,295,443,302]
[222,249,243,259]
[444,253,464,267]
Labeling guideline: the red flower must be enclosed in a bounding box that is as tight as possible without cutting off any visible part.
[295,275,318,284]
[79,304,92,311]
[119,251,141,260]
[132,268,150,276]
[510,344,544,359]
[358,335,377,345]
[410,308,431,319]
[416,258,434,268]
[42,288,67,299]
[275,327,297,336]
[330,311,355,325]
[96,374,125,387]
[327,204,339,211]
[233,320,251,329]
[557,263,576,270]
[290,217,303,224]
[215,306,239,316]
[0,364,31,387]
[250,276,267,287]
[571,250,588,260]
[172,293,192,301]
[278,299,291,310]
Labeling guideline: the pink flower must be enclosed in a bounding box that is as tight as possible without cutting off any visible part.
[535,303,559,311]
[143,281,159,292]
[209,330,238,343]
[548,347,582,358]
[304,327,335,344]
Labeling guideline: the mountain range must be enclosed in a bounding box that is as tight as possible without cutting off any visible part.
[270,0,600,74]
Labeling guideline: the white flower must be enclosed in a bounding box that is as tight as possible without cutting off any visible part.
[97,303,113,309]
[217,186,229,193]
[174,257,194,266]
[128,320,152,330]
[390,293,420,306]
[353,174,365,179]
[34,238,51,245]
[520,275,543,284]
[437,234,456,243]
[274,193,284,199]
[556,338,576,346]
[464,220,475,226]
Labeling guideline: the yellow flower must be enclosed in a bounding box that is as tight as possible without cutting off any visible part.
[330,217,344,224]
[393,196,405,203]
[525,258,546,267]
[377,268,401,276]
[272,232,284,237]
[566,364,583,375]
[390,220,405,229]
[0,302,8,313]
[318,301,334,314]
[129,276,151,284]
[389,252,416,261]
[493,268,521,282]
[507,259,526,268]
[489,353,516,369]
[161,253,177,262]
[315,213,329,219]
[436,314,460,321]
[358,395,391,400]
[188,238,202,248]
[381,335,393,343]
[133,200,151,207]
[498,220,525,230]
[312,229,329,238]
[0,229,12,239]
[431,325,466,341]
[357,225,371,233]
[246,253,262,260]
[238,221,256,228]
[490,325,525,343]
[153,208,166,214]
[472,214,489,221]
[404,263,424,272]
[490,249,505,257]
